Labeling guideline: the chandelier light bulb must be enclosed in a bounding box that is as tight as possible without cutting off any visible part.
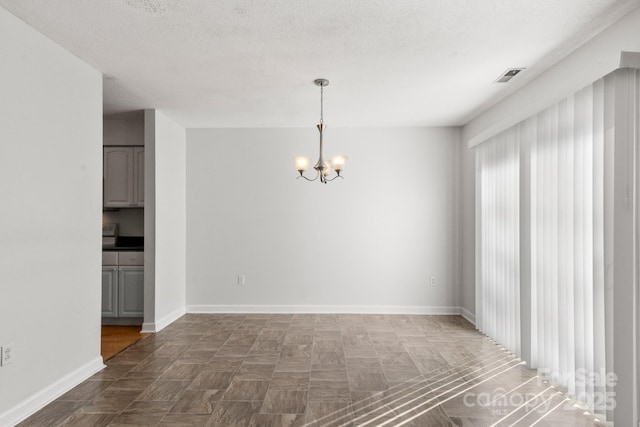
[293,156,311,172]
[331,155,347,172]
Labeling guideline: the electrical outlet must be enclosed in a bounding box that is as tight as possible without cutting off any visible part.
[430,276,436,286]
[237,274,245,285]
[1,343,14,366]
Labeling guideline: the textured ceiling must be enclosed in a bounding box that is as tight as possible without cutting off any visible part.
[1,0,638,127]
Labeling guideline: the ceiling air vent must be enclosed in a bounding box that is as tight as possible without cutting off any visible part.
[495,68,525,83]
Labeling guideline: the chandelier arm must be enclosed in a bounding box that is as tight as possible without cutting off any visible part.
[323,174,344,182]
[296,173,319,182]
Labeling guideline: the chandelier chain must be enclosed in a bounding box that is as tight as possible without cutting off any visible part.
[320,84,324,125]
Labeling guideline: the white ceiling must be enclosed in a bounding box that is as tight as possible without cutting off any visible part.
[1,0,638,127]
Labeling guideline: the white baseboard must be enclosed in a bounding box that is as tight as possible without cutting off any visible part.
[0,356,104,427]
[141,322,155,334]
[461,307,476,325]
[187,304,463,315]
[142,306,186,333]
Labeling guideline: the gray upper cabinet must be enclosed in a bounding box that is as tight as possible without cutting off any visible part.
[104,146,144,208]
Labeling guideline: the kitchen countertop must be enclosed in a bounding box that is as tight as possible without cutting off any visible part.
[103,236,144,252]
[103,246,144,252]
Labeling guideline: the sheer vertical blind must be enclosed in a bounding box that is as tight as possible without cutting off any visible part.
[476,127,521,355]
[475,74,615,414]
[529,81,607,414]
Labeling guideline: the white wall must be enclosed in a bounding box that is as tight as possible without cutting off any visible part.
[154,111,187,328]
[0,6,103,425]
[103,112,144,146]
[143,111,157,330]
[186,127,463,312]
[143,110,187,332]
[463,5,640,146]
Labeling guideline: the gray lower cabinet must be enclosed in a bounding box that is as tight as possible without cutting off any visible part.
[101,266,118,317]
[118,267,144,317]
[101,251,144,323]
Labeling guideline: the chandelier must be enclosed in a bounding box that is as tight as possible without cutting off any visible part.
[293,79,347,183]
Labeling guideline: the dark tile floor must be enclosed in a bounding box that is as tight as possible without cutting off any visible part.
[18,314,605,426]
